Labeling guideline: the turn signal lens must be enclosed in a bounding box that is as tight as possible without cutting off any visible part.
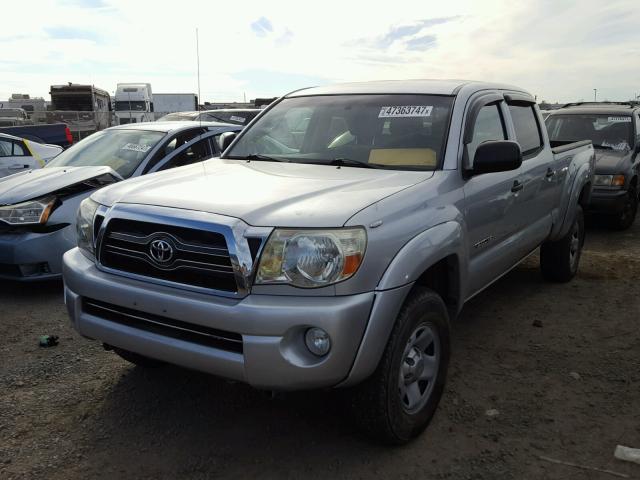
[612,175,625,187]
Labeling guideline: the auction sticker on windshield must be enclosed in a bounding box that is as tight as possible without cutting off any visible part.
[608,117,632,122]
[230,116,246,123]
[121,143,152,153]
[379,106,433,118]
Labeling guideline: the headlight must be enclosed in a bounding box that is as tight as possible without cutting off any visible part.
[0,196,57,225]
[594,174,625,187]
[255,228,366,288]
[77,198,100,259]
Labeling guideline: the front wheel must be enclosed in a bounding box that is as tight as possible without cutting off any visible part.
[611,186,638,230]
[349,287,450,444]
[540,205,585,282]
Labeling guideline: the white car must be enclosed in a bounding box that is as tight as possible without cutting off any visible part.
[0,133,62,178]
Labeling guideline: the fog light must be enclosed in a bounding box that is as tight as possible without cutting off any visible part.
[305,328,331,356]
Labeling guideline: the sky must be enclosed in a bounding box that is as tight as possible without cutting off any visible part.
[1,0,639,104]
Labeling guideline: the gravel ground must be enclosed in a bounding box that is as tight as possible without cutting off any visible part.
[1,220,639,479]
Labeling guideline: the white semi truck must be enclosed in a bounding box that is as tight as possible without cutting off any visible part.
[114,83,154,125]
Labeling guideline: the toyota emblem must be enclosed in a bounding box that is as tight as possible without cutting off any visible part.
[149,239,174,263]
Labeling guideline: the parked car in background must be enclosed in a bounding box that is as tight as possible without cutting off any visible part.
[546,102,640,229]
[0,121,241,280]
[0,108,33,126]
[157,109,261,126]
[0,133,62,178]
[62,80,594,444]
[0,123,74,149]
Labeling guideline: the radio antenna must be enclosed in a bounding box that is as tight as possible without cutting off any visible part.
[196,28,201,122]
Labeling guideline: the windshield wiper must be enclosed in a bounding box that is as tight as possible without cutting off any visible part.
[231,154,290,163]
[593,144,614,150]
[328,157,382,169]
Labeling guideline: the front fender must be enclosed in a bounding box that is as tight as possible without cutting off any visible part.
[376,221,466,291]
[340,221,466,387]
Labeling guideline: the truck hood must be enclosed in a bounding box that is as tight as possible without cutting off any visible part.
[0,166,121,205]
[93,159,434,227]
[594,149,632,174]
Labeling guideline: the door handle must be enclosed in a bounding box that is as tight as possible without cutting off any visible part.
[8,164,28,170]
[511,180,524,193]
[545,168,556,178]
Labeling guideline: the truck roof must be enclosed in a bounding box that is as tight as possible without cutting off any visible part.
[108,121,241,133]
[50,84,110,97]
[286,79,528,97]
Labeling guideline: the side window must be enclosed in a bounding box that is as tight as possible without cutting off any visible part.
[509,105,542,156]
[157,138,211,171]
[12,142,27,156]
[144,129,204,173]
[468,104,506,160]
[0,139,12,156]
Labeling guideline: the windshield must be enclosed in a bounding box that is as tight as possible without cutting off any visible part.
[546,114,635,151]
[115,101,147,111]
[226,94,454,169]
[46,129,166,178]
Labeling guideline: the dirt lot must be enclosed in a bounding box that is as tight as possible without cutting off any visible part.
[1,220,639,480]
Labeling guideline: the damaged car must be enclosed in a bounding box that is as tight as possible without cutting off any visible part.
[0,121,241,280]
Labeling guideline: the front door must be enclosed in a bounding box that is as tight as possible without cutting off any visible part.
[463,102,524,298]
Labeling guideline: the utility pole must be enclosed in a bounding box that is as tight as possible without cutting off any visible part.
[593,89,597,102]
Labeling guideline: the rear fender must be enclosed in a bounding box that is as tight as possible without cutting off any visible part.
[551,160,593,240]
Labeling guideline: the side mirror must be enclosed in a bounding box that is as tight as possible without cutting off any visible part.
[218,131,237,153]
[471,140,522,175]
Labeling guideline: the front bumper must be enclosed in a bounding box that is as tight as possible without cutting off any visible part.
[63,247,408,390]
[0,225,75,280]
[588,188,628,214]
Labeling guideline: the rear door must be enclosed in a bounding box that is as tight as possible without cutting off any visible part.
[504,96,556,252]
[462,95,524,297]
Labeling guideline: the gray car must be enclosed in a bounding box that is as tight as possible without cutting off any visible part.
[62,80,594,443]
[546,102,640,229]
[0,121,241,280]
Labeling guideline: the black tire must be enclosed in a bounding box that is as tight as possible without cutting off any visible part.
[611,185,638,230]
[112,347,165,368]
[349,287,450,445]
[540,205,585,282]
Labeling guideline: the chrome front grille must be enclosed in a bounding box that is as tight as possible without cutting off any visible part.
[99,218,238,292]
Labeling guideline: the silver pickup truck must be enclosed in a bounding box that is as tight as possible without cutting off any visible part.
[63,80,594,444]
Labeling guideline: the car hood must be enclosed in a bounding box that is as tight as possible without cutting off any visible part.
[0,166,121,205]
[93,159,434,227]
[594,149,632,174]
